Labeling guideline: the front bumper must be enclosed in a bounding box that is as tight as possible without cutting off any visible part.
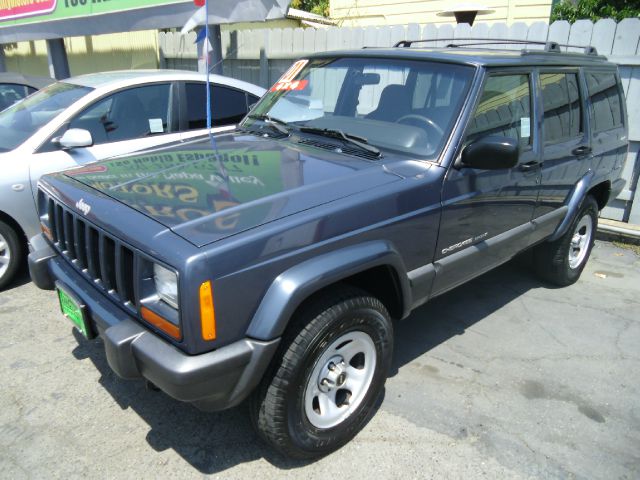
[28,234,279,411]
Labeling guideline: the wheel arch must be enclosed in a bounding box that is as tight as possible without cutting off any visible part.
[246,241,411,341]
[0,210,28,244]
[549,171,600,242]
[587,180,611,211]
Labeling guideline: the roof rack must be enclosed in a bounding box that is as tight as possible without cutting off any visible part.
[393,38,598,55]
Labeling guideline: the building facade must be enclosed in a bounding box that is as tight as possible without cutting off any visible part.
[330,0,554,26]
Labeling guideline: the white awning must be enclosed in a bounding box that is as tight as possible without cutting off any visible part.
[0,0,291,43]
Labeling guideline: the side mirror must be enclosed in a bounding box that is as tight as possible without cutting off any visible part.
[55,128,93,149]
[459,136,519,170]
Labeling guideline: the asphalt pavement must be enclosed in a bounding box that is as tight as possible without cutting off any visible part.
[1,240,638,479]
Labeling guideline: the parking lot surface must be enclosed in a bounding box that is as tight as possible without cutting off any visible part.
[1,240,638,479]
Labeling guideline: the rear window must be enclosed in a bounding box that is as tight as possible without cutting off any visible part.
[184,83,250,130]
[585,72,624,132]
[540,72,583,143]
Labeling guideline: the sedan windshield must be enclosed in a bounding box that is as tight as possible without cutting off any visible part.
[0,82,91,153]
[243,57,474,158]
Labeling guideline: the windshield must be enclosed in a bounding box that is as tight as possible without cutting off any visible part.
[0,82,92,153]
[244,57,474,158]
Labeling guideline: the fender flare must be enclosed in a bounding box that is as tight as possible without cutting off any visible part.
[246,241,411,341]
[548,170,595,242]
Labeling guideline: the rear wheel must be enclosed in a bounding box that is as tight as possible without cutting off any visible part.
[250,287,393,459]
[0,220,23,290]
[534,195,598,286]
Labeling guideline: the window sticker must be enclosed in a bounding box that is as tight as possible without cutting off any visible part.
[520,117,530,138]
[270,59,309,92]
[270,79,309,92]
[279,59,308,83]
[149,118,164,133]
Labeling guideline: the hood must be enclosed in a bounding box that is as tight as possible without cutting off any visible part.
[64,132,404,247]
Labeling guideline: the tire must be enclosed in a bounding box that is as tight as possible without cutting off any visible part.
[0,220,24,290]
[534,195,598,287]
[250,286,393,459]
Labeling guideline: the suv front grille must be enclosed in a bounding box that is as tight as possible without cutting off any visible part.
[46,196,137,311]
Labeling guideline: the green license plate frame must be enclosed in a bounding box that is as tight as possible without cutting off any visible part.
[57,283,93,339]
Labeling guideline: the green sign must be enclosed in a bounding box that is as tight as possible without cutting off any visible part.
[0,0,188,28]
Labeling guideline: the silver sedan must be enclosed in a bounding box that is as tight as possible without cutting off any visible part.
[0,69,265,288]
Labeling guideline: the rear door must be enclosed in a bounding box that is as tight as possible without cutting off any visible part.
[583,69,627,197]
[532,69,589,233]
[432,69,541,296]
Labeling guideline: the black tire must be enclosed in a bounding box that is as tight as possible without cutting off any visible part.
[0,220,24,290]
[250,286,393,459]
[534,195,598,286]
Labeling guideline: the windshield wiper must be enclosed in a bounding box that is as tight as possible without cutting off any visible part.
[245,114,290,136]
[299,126,381,158]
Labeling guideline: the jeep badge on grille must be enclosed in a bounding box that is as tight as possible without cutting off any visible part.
[75,198,91,216]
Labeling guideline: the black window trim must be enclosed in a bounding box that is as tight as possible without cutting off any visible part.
[538,67,585,146]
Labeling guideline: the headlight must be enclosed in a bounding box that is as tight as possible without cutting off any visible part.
[154,264,179,309]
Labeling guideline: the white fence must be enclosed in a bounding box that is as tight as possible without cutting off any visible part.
[159,18,640,224]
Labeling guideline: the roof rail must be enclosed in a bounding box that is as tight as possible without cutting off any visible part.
[393,38,598,55]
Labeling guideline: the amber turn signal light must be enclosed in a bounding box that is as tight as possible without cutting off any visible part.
[199,280,216,341]
[140,306,181,340]
[41,223,52,241]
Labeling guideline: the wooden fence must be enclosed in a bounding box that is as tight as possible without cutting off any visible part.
[159,18,640,224]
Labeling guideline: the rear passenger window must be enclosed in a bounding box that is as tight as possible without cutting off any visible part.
[184,83,249,130]
[586,72,624,132]
[466,74,532,147]
[540,73,582,143]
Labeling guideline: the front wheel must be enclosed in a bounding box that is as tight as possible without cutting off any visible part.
[250,287,393,459]
[0,220,24,290]
[534,195,598,286]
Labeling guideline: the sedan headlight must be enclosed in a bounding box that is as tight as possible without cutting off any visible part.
[154,263,179,309]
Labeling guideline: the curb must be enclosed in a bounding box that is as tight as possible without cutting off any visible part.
[597,219,640,245]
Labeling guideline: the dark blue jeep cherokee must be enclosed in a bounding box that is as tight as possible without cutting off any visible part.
[29,41,627,458]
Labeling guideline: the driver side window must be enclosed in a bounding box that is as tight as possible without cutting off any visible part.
[466,74,532,148]
[69,83,172,146]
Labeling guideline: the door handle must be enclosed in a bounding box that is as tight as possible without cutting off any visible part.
[572,145,592,156]
[519,161,541,172]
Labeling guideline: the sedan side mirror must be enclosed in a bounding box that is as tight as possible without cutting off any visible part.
[56,128,93,149]
[459,136,519,170]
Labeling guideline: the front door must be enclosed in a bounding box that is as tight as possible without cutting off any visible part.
[432,71,541,296]
[29,83,183,196]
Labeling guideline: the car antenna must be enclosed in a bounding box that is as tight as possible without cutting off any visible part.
[204,1,231,191]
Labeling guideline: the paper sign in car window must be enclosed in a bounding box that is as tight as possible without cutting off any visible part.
[270,59,309,92]
[270,80,309,92]
[279,60,308,83]
[149,118,164,133]
[520,117,530,138]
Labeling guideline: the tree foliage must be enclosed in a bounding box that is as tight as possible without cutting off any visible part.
[290,0,330,17]
[551,0,640,22]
